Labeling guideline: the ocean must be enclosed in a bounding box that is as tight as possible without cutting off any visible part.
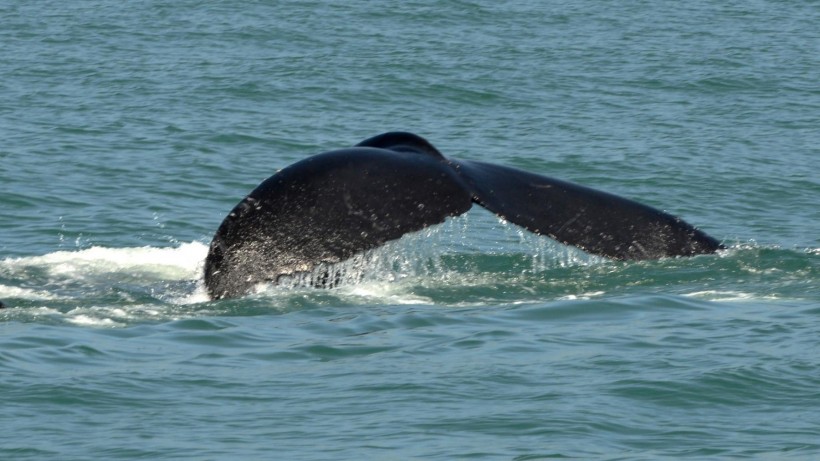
[1,1,818,459]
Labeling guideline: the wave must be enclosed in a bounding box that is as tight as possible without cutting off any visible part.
[0,241,211,307]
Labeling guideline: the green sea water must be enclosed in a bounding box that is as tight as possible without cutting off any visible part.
[1,1,819,459]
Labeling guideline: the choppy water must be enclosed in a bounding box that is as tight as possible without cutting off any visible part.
[2,1,819,459]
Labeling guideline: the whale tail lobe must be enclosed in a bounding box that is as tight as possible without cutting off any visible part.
[453,159,722,259]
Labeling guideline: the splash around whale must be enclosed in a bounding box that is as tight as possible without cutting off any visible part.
[204,132,722,300]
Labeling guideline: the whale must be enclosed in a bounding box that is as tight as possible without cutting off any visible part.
[204,132,722,299]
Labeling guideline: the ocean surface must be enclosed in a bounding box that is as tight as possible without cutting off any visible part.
[1,1,819,459]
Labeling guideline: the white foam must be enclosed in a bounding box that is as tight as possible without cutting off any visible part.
[165,280,212,305]
[557,291,606,301]
[684,290,780,302]
[65,313,123,327]
[2,241,209,281]
[0,284,62,300]
[56,303,198,327]
[341,282,434,305]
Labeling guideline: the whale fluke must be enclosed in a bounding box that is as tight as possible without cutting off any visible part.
[204,132,722,299]
[452,159,720,259]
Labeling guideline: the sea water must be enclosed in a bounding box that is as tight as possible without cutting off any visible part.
[1,1,818,459]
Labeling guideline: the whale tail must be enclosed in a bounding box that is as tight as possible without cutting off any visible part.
[204,132,722,299]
